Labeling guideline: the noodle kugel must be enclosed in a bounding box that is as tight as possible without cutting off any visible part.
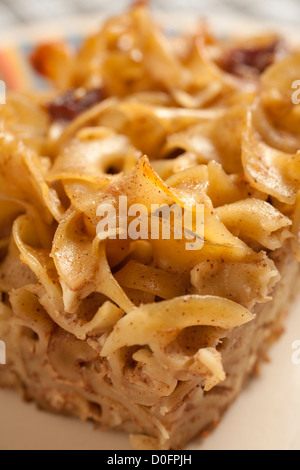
[0,4,300,450]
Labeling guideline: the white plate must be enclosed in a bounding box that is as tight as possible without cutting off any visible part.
[0,11,300,451]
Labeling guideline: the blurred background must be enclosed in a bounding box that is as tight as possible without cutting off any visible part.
[0,0,299,30]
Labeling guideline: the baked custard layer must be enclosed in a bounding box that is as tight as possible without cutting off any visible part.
[0,246,298,450]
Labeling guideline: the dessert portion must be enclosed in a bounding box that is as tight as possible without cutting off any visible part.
[0,4,300,450]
